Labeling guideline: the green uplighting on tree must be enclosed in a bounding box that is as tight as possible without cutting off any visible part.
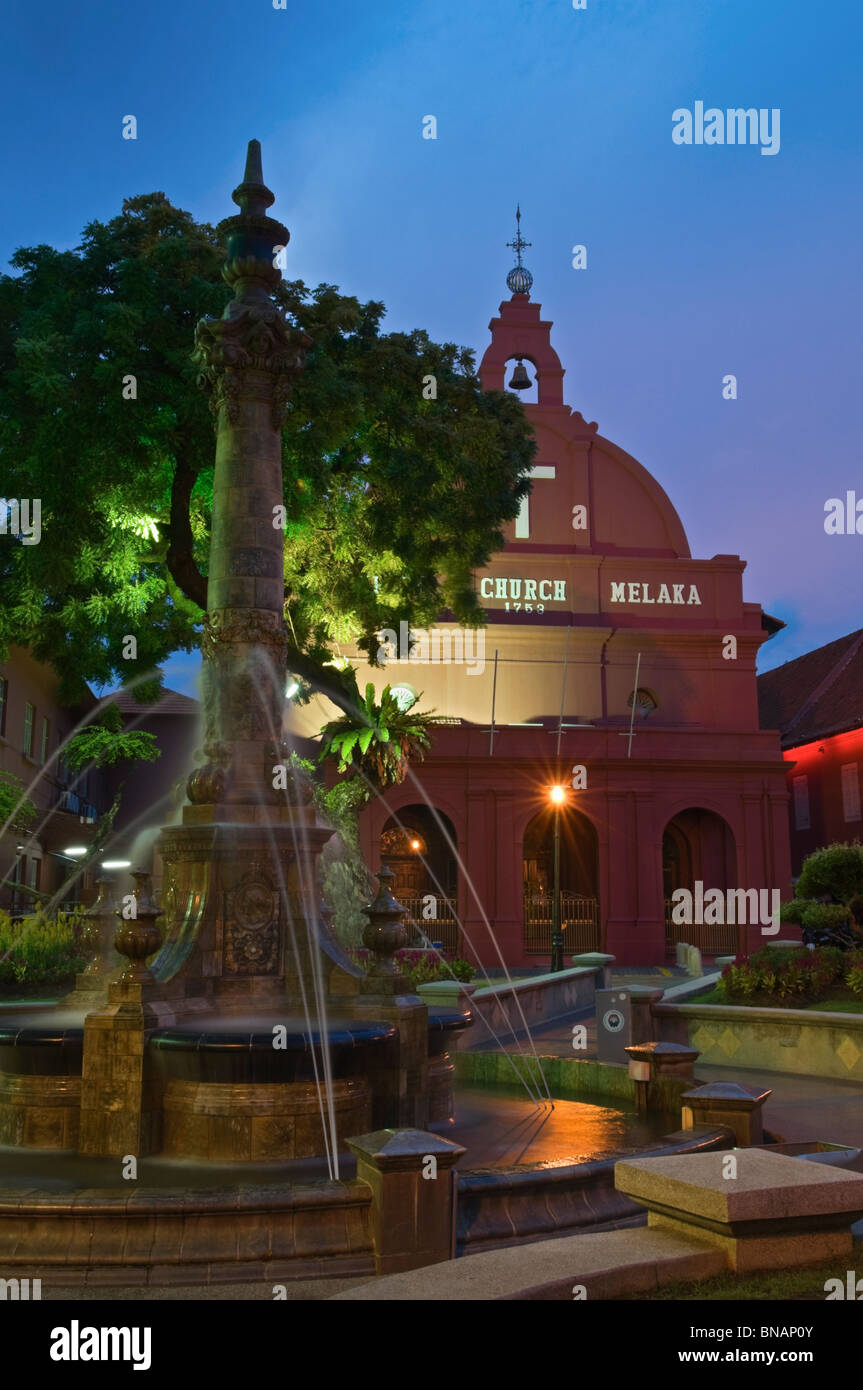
[0,193,535,702]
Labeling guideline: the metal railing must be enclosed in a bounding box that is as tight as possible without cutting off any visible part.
[523,892,600,954]
[664,900,741,957]
[398,894,461,955]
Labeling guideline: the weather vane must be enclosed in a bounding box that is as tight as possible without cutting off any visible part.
[506,206,533,295]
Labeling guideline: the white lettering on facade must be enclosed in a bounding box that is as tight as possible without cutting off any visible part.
[480,576,567,603]
[609,581,702,606]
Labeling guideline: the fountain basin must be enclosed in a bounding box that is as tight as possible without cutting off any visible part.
[0,1023,84,1075]
[0,1021,86,1149]
[148,1018,398,1161]
[0,1087,738,1286]
[149,1020,397,1084]
[0,1007,469,1158]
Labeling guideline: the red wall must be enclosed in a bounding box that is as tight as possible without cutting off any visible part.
[783,729,863,874]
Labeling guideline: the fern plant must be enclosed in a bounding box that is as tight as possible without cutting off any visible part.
[318,682,437,794]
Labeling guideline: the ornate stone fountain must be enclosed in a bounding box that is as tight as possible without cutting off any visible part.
[63,142,438,1159]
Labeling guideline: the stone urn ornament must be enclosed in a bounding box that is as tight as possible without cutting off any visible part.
[362,865,408,974]
[79,874,115,977]
[114,869,164,982]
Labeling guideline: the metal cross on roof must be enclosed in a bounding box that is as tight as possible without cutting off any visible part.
[506,205,532,267]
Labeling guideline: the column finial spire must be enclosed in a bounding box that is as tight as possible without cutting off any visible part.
[506,205,533,296]
[231,138,275,217]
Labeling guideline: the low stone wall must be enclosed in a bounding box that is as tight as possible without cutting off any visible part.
[464,966,598,1049]
[654,1001,863,1081]
[0,1181,375,1287]
[456,1125,734,1253]
[455,1050,691,1113]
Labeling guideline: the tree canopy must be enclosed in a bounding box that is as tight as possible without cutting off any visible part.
[0,192,534,702]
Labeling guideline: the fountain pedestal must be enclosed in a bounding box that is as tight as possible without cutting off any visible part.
[79,873,172,1157]
[331,867,429,1129]
[60,875,121,1010]
[154,807,341,1018]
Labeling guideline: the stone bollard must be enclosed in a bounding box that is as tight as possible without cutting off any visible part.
[625,985,664,1045]
[625,1041,701,1115]
[675,942,689,967]
[685,944,703,977]
[681,1081,772,1146]
[347,1129,466,1276]
[416,980,477,1011]
[570,952,616,990]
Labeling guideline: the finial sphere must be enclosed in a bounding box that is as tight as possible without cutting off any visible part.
[507,265,533,295]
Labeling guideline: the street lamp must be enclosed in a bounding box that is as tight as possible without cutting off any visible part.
[549,784,566,972]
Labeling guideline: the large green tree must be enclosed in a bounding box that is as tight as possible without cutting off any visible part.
[0,192,534,702]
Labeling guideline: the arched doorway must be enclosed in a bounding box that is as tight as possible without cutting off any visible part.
[662,808,738,956]
[379,805,459,952]
[522,806,599,955]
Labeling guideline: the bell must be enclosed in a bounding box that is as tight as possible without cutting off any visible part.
[508,359,531,391]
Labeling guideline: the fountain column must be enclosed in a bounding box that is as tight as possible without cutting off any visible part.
[190,137,306,807]
[153,141,332,1014]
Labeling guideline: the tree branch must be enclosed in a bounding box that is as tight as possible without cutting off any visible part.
[166,458,207,610]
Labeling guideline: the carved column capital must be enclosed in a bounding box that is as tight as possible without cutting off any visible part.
[193,302,310,428]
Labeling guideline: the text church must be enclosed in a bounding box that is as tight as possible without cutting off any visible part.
[306,218,793,968]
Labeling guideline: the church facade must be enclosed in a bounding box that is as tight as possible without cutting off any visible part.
[317,262,794,968]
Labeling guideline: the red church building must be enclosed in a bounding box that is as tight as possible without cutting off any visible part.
[302,227,794,968]
[758,629,863,876]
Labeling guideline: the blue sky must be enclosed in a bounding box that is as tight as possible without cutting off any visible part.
[2,0,861,696]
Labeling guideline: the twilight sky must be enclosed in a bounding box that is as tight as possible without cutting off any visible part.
[2,0,860,697]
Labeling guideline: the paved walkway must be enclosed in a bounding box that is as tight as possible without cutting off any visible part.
[696,1064,863,1149]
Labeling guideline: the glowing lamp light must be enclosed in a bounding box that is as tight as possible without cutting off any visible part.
[63,846,88,858]
[285,681,300,700]
[410,839,421,851]
[101,859,131,870]
[549,785,566,805]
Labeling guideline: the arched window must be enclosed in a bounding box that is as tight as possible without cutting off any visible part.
[628,687,658,719]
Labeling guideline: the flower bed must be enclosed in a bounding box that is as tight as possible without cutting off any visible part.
[716,944,863,1008]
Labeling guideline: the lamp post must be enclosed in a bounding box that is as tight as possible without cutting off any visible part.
[549,783,566,972]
